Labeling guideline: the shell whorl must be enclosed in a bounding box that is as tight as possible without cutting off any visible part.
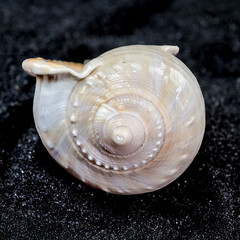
[22,45,205,195]
[68,93,164,171]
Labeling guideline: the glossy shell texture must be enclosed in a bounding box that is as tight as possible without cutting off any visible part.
[22,45,205,195]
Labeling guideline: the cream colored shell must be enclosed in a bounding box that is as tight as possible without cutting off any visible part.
[22,45,205,195]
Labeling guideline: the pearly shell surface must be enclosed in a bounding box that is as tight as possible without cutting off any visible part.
[22,45,205,195]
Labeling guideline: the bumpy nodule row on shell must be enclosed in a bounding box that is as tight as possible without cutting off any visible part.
[22,45,205,195]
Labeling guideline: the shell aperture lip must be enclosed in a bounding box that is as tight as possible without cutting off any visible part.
[22,57,102,79]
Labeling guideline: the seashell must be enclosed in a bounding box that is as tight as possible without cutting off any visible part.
[22,45,205,195]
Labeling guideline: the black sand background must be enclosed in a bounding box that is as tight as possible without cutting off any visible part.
[0,0,239,239]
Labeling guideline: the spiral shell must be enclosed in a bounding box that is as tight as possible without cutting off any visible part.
[22,45,205,195]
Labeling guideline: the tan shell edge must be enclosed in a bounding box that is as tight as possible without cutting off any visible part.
[22,57,103,79]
